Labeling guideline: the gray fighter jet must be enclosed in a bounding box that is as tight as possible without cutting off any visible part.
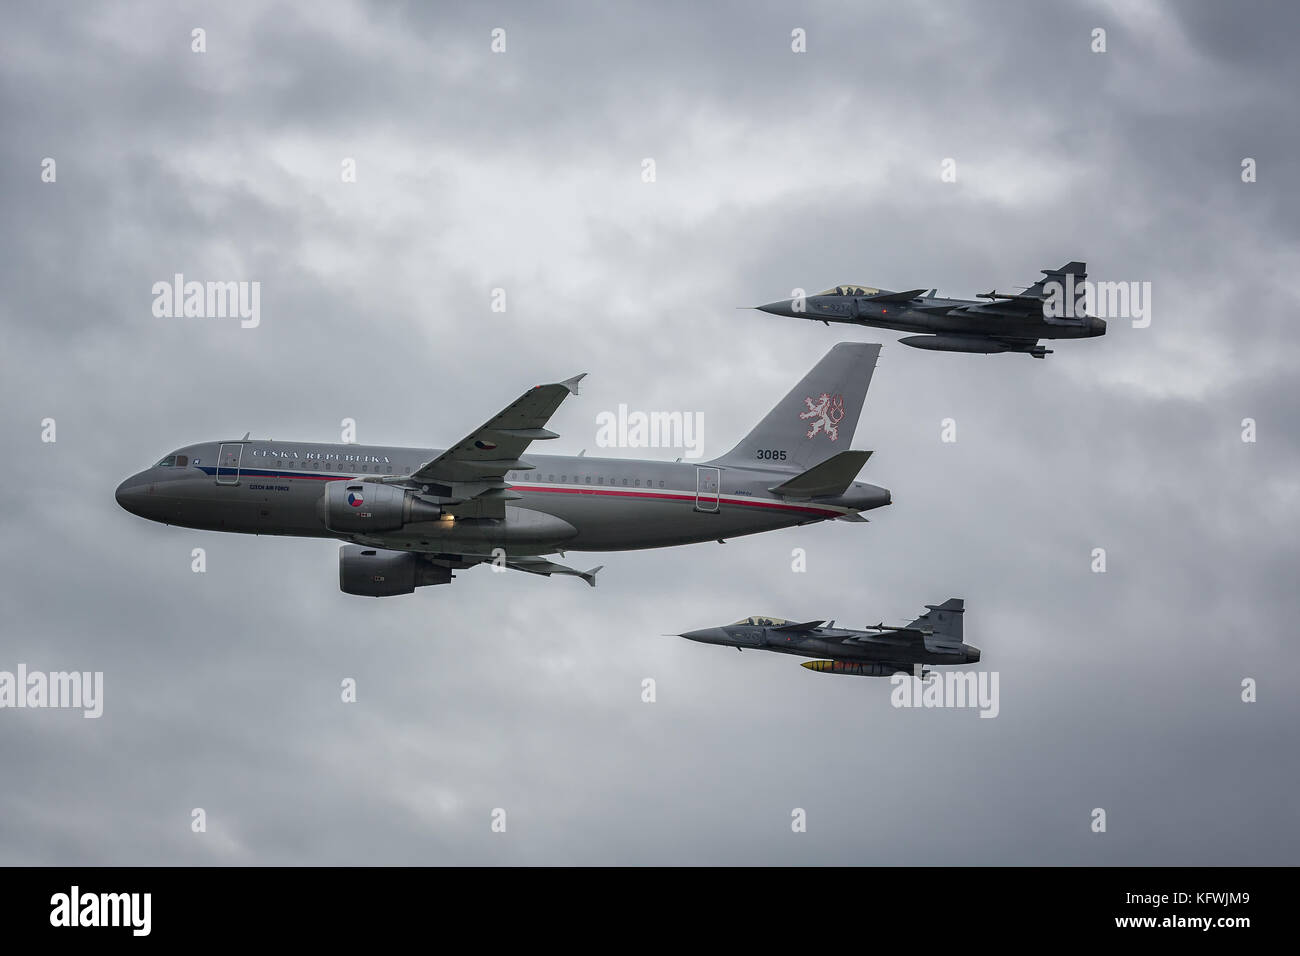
[753,261,1105,358]
[116,343,892,596]
[678,598,979,677]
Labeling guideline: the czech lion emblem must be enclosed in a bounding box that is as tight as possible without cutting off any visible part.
[799,393,845,440]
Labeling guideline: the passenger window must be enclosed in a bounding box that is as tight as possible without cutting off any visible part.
[634,479,641,487]
[622,478,628,486]
[597,476,604,485]
[659,480,665,488]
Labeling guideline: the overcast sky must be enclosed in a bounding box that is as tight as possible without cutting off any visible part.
[1,0,1297,864]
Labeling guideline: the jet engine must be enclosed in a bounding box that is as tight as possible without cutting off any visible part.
[339,545,452,597]
[320,482,442,533]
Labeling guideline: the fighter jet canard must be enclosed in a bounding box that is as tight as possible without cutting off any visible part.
[115,343,892,596]
[678,599,980,678]
[753,260,1106,359]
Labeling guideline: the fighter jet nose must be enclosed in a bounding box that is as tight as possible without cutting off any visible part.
[755,300,796,318]
[680,628,725,645]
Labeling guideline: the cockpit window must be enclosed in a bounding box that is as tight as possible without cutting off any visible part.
[175,455,188,467]
[816,285,880,297]
[155,455,177,467]
[730,615,789,627]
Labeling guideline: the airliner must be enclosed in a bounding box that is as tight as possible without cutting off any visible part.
[115,343,891,595]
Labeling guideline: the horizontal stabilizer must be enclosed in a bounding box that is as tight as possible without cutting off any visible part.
[864,288,928,303]
[769,450,872,498]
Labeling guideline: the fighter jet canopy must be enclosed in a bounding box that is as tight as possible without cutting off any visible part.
[816,285,881,296]
[731,615,790,626]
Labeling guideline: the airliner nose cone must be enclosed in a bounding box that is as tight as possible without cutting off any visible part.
[115,477,144,514]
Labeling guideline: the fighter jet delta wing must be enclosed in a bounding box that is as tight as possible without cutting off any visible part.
[402,373,586,518]
[771,620,826,632]
[842,624,929,643]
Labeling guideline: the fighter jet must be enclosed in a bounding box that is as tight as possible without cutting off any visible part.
[115,343,892,596]
[678,598,979,677]
[753,261,1105,358]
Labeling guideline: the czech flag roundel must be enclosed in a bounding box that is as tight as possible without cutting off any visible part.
[347,491,364,508]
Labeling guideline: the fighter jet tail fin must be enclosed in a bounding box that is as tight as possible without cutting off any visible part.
[711,342,880,472]
[1022,261,1087,299]
[907,598,964,639]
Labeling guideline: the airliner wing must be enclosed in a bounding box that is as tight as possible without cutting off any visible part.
[407,373,585,516]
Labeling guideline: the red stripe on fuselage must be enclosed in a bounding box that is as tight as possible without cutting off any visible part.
[516,484,844,517]
[220,469,847,518]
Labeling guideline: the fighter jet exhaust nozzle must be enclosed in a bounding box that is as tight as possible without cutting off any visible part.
[801,660,906,677]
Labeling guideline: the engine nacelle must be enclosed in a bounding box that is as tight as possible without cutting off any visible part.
[339,545,453,597]
[320,482,441,533]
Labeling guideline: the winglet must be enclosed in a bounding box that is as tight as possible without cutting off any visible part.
[581,565,603,587]
[560,373,587,395]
